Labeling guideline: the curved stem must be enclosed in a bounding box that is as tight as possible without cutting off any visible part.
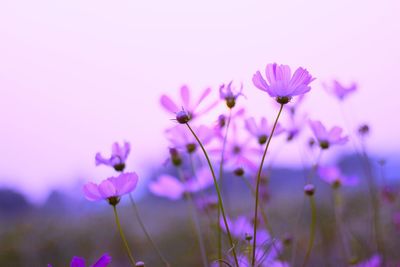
[185,123,239,267]
[128,194,170,267]
[217,109,233,265]
[177,167,209,267]
[251,103,284,266]
[112,205,136,266]
[301,195,317,267]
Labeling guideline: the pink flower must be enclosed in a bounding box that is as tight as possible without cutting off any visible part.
[309,120,348,149]
[48,253,111,267]
[245,117,285,145]
[148,168,213,200]
[318,166,358,187]
[219,81,244,108]
[83,173,138,205]
[95,142,130,172]
[160,85,217,119]
[324,80,357,101]
[253,63,315,104]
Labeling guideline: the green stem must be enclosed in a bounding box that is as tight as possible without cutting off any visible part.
[251,103,284,266]
[301,195,317,267]
[112,205,136,266]
[185,122,239,267]
[217,109,232,265]
[128,194,170,267]
[177,167,209,267]
[333,188,351,263]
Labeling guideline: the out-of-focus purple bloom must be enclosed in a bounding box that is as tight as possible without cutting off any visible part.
[353,254,381,267]
[393,212,400,231]
[48,253,111,267]
[219,81,244,109]
[160,85,217,119]
[165,125,214,154]
[324,80,357,101]
[309,120,348,149]
[148,168,213,200]
[83,173,138,205]
[253,63,315,104]
[213,108,246,139]
[381,185,397,204]
[211,135,259,173]
[95,142,130,172]
[318,166,358,187]
[245,117,285,145]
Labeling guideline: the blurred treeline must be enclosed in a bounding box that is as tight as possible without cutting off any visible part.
[1,154,400,267]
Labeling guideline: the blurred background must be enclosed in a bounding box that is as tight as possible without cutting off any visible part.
[1,0,400,266]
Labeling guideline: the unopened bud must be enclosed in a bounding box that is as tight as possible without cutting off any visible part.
[113,163,126,172]
[176,110,191,124]
[319,140,329,150]
[304,184,315,196]
[169,148,182,166]
[234,167,245,176]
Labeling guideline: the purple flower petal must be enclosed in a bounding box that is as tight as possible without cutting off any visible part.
[98,179,117,199]
[83,182,103,201]
[148,175,185,200]
[92,253,112,267]
[160,95,179,113]
[71,257,86,267]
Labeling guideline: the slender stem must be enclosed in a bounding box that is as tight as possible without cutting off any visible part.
[333,188,350,263]
[112,205,136,266]
[128,194,170,267]
[251,103,284,266]
[177,167,209,267]
[290,197,306,266]
[185,123,239,267]
[217,109,233,265]
[360,142,384,262]
[301,195,317,267]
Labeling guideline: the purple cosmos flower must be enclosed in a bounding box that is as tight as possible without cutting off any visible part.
[353,254,381,267]
[324,80,357,101]
[213,108,246,139]
[160,85,217,119]
[309,120,348,149]
[165,125,214,154]
[219,81,244,109]
[148,168,213,200]
[318,166,358,188]
[253,63,315,104]
[245,117,285,145]
[48,253,111,267]
[83,172,138,205]
[95,141,130,172]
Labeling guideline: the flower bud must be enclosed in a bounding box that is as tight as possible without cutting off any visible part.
[304,184,315,196]
[176,110,191,124]
[245,233,253,241]
[113,163,126,172]
[233,167,245,176]
[319,140,330,150]
[169,148,182,167]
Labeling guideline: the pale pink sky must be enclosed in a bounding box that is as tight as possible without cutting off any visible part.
[1,0,399,202]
